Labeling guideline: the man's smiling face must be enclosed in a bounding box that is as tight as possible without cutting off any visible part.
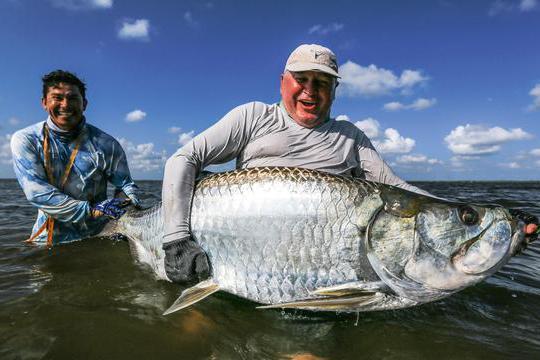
[280,71,337,128]
[41,82,87,131]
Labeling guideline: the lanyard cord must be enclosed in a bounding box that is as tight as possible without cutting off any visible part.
[25,123,83,248]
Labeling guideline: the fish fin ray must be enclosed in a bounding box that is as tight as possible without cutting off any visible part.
[163,279,220,315]
[311,281,390,296]
[257,293,384,311]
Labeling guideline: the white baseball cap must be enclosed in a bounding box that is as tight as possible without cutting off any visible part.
[284,44,340,78]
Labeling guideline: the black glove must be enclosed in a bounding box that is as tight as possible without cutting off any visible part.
[509,209,539,247]
[163,238,211,285]
[509,209,539,226]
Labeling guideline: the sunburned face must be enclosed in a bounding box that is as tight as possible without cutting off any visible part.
[42,82,87,131]
[280,71,337,128]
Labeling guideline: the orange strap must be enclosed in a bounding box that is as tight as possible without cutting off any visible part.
[25,124,83,248]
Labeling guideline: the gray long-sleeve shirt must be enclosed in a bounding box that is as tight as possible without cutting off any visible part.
[163,101,427,244]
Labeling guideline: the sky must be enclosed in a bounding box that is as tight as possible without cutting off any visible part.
[0,0,539,181]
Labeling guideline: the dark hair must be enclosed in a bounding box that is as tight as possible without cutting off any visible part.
[42,70,87,100]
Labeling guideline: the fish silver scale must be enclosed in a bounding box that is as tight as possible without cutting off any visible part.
[114,167,381,304]
[190,167,381,304]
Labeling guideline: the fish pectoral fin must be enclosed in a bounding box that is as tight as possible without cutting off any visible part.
[163,279,220,315]
[311,281,390,296]
[256,292,384,311]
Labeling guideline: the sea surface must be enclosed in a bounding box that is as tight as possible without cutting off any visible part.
[1,179,539,360]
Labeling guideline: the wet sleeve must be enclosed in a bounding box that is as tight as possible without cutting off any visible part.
[106,139,139,203]
[162,103,260,244]
[10,131,90,222]
[355,133,432,196]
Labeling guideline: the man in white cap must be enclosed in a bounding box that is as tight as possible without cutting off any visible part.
[162,44,428,284]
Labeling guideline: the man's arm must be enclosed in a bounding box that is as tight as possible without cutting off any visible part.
[162,103,260,283]
[10,131,90,222]
[355,133,431,196]
[163,103,258,244]
[106,139,140,206]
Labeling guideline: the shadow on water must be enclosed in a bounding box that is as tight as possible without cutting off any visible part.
[1,180,539,359]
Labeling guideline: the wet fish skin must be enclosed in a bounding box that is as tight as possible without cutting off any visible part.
[110,167,525,312]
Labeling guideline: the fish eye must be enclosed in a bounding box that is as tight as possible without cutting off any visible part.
[459,206,479,226]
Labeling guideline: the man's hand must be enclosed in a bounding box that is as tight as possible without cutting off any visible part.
[163,238,210,285]
[127,194,142,209]
[509,208,539,244]
[91,198,131,219]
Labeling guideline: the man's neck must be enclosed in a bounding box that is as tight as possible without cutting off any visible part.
[46,116,86,139]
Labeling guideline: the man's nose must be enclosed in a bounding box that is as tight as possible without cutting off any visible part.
[302,79,316,95]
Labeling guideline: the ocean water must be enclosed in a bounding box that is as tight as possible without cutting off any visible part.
[1,179,539,360]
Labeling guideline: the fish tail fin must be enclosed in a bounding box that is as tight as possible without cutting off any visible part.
[163,279,220,315]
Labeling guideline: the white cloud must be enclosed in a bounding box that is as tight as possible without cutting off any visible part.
[339,115,415,153]
[383,98,437,111]
[410,98,437,110]
[184,11,199,27]
[530,148,540,156]
[489,0,537,15]
[527,84,540,111]
[338,61,428,97]
[117,138,167,172]
[118,19,150,41]
[125,109,147,122]
[444,124,533,156]
[308,23,344,35]
[168,126,182,134]
[383,102,405,111]
[50,0,112,10]
[7,117,20,126]
[373,128,415,154]
[520,0,537,11]
[488,0,513,15]
[396,154,442,165]
[449,155,482,169]
[500,162,522,169]
[178,131,195,146]
[354,118,380,139]
[0,134,12,165]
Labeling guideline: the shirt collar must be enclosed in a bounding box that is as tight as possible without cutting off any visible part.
[46,116,86,141]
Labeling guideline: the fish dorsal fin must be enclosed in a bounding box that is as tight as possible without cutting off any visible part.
[256,292,384,311]
[163,279,220,315]
[311,281,390,296]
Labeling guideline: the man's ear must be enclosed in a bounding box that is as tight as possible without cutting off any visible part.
[41,97,47,110]
[83,98,88,111]
[332,81,339,100]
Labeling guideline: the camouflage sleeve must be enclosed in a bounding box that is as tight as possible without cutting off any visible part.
[162,102,261,244]
[355,132,431,196]
[10,130,90,223]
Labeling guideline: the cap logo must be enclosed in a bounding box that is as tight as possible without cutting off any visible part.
[313,50,336,70]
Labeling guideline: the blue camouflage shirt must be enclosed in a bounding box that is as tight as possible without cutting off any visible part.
[11,117,138,244]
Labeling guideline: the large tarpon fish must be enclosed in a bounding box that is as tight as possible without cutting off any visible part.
[109,167,532,315]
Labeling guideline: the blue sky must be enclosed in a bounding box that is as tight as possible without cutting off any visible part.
[0,0,539,180]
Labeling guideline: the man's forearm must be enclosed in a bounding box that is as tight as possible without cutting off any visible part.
[162,153,197,244]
